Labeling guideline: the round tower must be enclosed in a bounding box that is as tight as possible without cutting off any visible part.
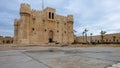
[20,3,31,23]
[14,19,18,26]
[67,15,73,23]
[20,3,31,15]
[14,19,19,44]
[19,3,31,44]
[67,15,74,44]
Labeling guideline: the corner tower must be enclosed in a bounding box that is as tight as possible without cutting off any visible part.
[14,19,19,44]
[19,3,31,44]
[67,15,74,43]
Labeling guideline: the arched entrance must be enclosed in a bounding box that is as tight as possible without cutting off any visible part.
[3,40,4,44]
[49,30,53,43]
[7,40,10,44]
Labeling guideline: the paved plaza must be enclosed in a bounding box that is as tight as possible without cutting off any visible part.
[0,46,120,68]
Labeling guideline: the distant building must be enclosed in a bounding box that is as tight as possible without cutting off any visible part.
[76,33,120,44]
[14,3,74,45]
[0,36,3,44]
[0,36,13,44]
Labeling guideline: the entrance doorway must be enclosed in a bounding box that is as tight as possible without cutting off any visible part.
[49,30,53,43]
[49,38,53,43]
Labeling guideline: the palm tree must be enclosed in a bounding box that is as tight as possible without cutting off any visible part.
[90,33,93,43]
[73,29,77,43]
[84,28,88,43]
[73,30,77,33]
[82,31,85,43]
[100,30,106,43]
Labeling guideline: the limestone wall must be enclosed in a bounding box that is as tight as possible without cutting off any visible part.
[14,3,74,45]
[76,33,120,43]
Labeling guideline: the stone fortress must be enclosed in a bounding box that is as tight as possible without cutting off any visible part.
[14,3,74,45]
[0,3,120,45]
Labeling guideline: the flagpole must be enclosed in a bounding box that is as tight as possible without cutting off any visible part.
[42,0,44,10]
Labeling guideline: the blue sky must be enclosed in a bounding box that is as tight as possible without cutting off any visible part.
[0,0,120,37]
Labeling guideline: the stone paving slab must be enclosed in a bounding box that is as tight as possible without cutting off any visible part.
[0,47,120,68]
[0,50,50,68]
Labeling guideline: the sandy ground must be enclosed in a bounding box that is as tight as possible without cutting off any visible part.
[0,45,120,68]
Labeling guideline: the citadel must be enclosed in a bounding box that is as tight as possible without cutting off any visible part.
[14,3,74,45]
[0,2,120,68]
[0,3,120,45]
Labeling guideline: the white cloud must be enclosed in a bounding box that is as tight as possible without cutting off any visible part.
[0,0,120,36]
[0,29,13,36]
[68,0,120,36]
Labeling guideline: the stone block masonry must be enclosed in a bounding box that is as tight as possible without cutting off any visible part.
[14,3,74,45]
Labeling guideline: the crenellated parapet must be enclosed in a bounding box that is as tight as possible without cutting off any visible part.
[44,7,56,12]
[20,3,31,15]
[31,9,42,16]
[14,19,19,26]
[67,15,73,23]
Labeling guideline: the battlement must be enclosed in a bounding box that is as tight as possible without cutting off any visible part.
[31,9,37,12]
[44,7,56,12]
[14,19,19,26]
[31,9,42,13]
[67,15,73,22]
[20,3,31,14]
[21,3,30,7]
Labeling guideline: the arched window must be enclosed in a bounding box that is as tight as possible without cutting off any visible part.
[109,40,111,42]
[52,13,54,19]
[49,12,51,19]
[64,31,66,34]
[11,40,13,43]
[3,40,4,44]
[117,39,119,42]
[7,40,10,44]
[33,17,36,24]
[49,30,53,42]
[106,39,108,42]
[57,30,59,33]
[98,40,99,43]
[45,29,47,32]
[32,28,35,31]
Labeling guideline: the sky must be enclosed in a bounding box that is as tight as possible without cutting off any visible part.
[0,0,120,37]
